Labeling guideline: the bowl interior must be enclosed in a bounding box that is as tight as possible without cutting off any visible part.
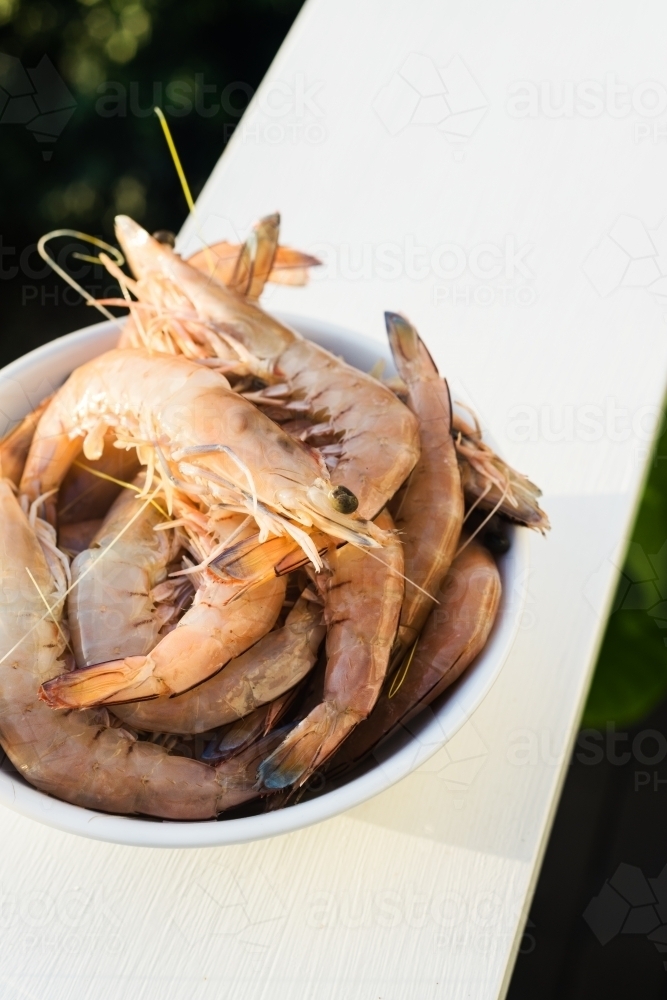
[0,317,528,847]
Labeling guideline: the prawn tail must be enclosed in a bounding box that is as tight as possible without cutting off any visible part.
[203,705,271,764]
[203,690,300,764]
[214,724,296,809]
[203,717,265,764]
[257,702,358,790]
[385,311,438,380]
[39,655,163,709]
[229,212,280,300]
[506,477,551,533]
[458,445,551,533]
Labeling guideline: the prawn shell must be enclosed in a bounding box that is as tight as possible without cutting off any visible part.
[329,542,501,774]
[0,395,51,485]
[258,508,404,789]
[385,313,464,658]
[112,594,325,734]
[68,479,177,667]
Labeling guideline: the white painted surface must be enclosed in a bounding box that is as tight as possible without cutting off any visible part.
[1,0,666,996]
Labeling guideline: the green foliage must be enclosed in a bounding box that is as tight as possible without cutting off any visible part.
[583,425,667,727]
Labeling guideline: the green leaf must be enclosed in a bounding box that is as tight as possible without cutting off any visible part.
[583,424,667,728]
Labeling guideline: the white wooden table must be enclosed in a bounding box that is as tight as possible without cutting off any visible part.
[2,1,666,996]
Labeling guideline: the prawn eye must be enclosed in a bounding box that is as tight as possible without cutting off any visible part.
[330,485,358,514]
[153,230,176,247]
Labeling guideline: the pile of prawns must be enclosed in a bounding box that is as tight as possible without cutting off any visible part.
[0,213,549,820]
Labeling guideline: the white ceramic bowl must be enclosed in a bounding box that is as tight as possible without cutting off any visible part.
[0,315,528,847]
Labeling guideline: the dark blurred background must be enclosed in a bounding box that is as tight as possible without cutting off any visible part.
[0,0,305,361]
[1,3,667,997]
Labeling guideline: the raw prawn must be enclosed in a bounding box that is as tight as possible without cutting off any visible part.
[48,469,328,708]
[67,475,184,668]
[40,569,286,707]
[112,591,324,733]
[19,348,385,561]
[327,541,501,774]
[113,216,420,519]
[385,313,464,665]
[258,509,404,789]
[0,480,279,820]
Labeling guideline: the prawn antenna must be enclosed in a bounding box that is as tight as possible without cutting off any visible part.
[26,567,73,659]
[354,544,440,605]
[154,107,216,276]
[37,230,126,325]
[69,462,169,519]
[387,639,419,699]
[154,107,195,214]
[455,480,510,558]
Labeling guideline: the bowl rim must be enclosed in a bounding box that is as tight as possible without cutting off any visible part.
[0,316,529,848]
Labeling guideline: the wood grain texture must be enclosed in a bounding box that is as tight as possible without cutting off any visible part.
[2,0,667,996]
